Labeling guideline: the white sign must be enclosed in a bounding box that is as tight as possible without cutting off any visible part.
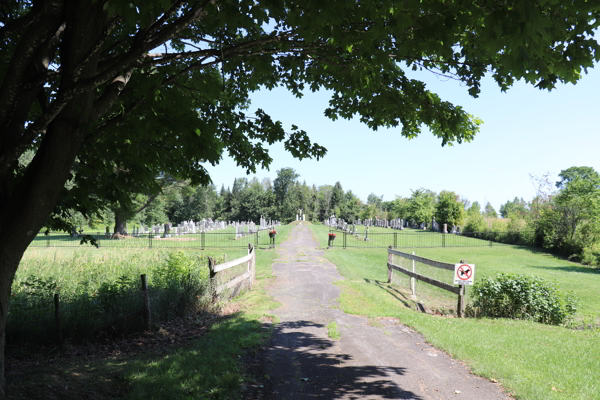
[454,263,475,285]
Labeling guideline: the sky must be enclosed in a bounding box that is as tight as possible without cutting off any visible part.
[204,64,600,213]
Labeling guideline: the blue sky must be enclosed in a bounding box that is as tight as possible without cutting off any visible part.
[204,65,600,213]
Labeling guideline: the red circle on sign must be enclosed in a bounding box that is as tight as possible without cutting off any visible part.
[457,264,472,280]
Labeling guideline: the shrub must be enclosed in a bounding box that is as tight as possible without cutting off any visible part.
[471,273,577,325]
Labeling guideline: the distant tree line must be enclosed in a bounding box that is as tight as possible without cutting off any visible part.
[64,166,599,266]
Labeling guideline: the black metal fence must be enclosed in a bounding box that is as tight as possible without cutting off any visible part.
[29,229,275,250]
[328,228,535,249]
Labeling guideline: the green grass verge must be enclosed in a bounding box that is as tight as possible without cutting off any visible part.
[123,228,286,399]
[309,225,600,400]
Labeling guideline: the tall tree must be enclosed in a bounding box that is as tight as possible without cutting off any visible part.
[435,191,464,228]
[273,168,300,222]
[407,189,436,225]
[483,202,498,218]
[330,182,345,213]
[499,197,529,218]
[366,193,384,210]
[2,0,600,392]
[534,166,600,259]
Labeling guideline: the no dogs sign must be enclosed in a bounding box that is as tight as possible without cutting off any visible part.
[454,264,475,285]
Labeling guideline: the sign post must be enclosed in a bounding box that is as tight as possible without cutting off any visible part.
[454,263,475,285]
[454,263,475,317]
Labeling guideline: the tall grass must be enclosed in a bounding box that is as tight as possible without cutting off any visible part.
[9,248,249,343]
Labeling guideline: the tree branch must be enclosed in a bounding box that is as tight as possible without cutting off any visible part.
[92,66,135,121]
[0,7,39,42]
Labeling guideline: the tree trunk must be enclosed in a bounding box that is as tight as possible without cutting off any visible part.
[0,3,108,392]
[114,211,128,235]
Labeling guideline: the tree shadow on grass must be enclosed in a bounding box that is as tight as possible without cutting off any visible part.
[363,278,413,310]
[527,264,600,275]
[6,310,250,400]
[263,320,423,399]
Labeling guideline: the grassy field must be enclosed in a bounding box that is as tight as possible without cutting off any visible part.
[309,224,600,400]
[312,224,600,320]
[324,224,533,249]
[8,224,292,399]
[28,226,276,250]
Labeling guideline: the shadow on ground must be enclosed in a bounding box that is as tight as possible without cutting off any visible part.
[263,320,423,400]
[527,264,600,274]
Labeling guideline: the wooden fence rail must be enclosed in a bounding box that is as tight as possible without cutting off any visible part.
[52,245,257,344]
[386,247,466,317]
[210,243,256,296]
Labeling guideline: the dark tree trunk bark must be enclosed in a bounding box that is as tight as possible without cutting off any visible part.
[0,3,108,394]
[114,211,128,235]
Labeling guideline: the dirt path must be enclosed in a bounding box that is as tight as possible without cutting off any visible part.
[262,225,510,400]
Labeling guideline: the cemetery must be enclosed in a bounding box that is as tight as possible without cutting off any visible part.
[3,0,599,396]
[32,217,281,249]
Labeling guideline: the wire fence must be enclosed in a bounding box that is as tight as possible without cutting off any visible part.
[28,229,275,250]
[7,248,256,345]
[328,228,535,249]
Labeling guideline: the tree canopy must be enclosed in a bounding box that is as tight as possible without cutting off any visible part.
[436,191,464,228]
[2,0,600,394]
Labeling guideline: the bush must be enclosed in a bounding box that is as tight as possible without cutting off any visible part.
[471,273,577,325]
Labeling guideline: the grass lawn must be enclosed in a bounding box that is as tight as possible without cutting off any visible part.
[322,223,533,250]
[28,226,276,250]
[309,224,600,400]
[311,224,600,321]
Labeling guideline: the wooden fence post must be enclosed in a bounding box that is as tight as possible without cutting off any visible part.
[457,285,465,317]
[208,257,216,279]
[54,293,62,345]
[141,274,151,331]
[411,251,416,296]
[248,244,253,286]
[387,246,393,283]
[208,257,218,301]
[252,245,256,284]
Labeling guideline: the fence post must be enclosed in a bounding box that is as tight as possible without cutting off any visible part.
[457,284,465,317]
[394,232,397,249]
[251,244,257,283]
[411,251,416,297]
[208,257,218,301]
[140,274,151,331]
[148,233,152,248]
[255,231,258,248]
[387,246,393,283]
[343,231,347,249]
[248,244,253,286]
[442,233,445,248]
[47,234,50,248]
[54,293,62,345]
[201,231,205,250]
